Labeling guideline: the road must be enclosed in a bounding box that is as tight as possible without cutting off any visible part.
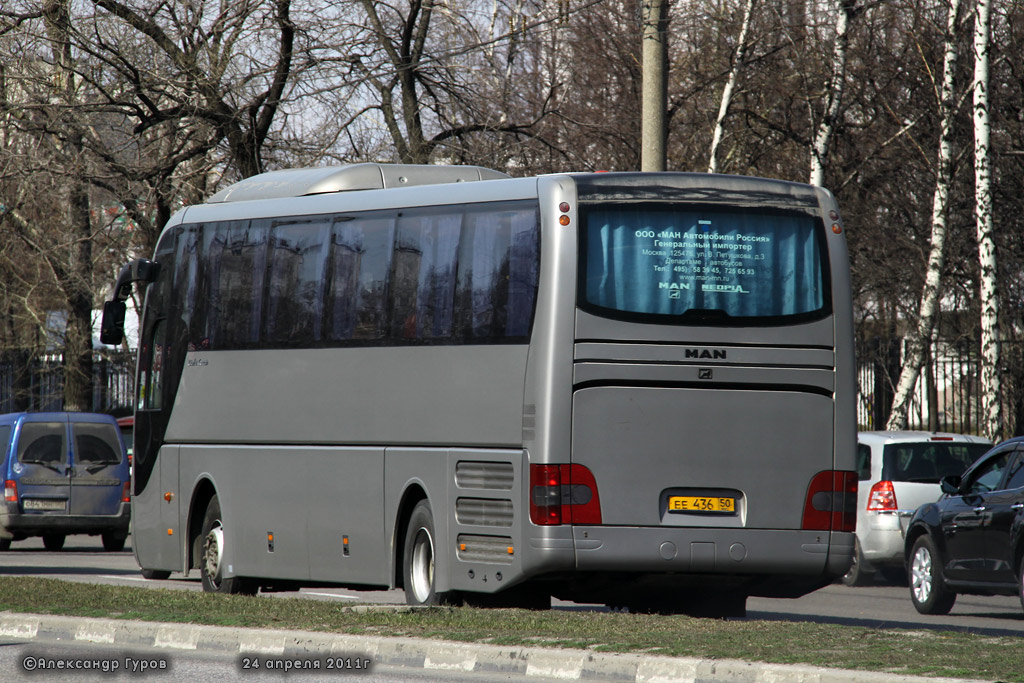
[1,535,1021,637]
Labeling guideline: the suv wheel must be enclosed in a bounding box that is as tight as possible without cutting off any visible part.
[909,535,956,615]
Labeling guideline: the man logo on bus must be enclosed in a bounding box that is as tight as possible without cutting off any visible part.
[686,349,727,360]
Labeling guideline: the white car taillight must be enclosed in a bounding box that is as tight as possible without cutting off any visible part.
[867,480,897,511]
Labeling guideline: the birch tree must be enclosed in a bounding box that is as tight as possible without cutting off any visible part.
[809,0,856,187]
[886,0,963,430]
[708,0,756,174]
[973,0,1000,439]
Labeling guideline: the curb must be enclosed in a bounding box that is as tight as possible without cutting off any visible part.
[0,612,988,683]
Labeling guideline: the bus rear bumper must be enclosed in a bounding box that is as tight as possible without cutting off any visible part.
[565,526,853,597]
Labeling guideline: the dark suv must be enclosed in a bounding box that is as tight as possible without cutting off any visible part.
[903,436,1024,614]
[0,412,131,551]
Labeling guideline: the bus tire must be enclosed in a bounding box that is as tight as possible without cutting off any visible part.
[200,495,257,595]
[403,500,456,606]
[42,533,65,551]
[909,535,955,615]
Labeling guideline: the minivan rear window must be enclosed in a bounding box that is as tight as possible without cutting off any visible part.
[17,422,67,465]
[882,442,992,483]
[73,423,123,465]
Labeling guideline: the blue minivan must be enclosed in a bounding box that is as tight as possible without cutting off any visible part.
[0,412,131,551]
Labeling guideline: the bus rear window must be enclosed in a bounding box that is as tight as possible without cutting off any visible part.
[580,204,829,324]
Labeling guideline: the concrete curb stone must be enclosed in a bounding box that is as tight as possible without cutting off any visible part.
[0,612,990,683]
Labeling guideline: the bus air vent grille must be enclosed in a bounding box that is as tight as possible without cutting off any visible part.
[455,461,514,490]
[456,534,514,564]
[455,498,514,527]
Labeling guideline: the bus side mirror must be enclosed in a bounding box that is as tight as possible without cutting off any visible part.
[100,300,127,346]
[100,257,161,346]
[940,475,961,495]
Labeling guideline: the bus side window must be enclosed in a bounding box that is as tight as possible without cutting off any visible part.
[455,205,539,341]
[391,209,461,341]
[327,215,395,342]
[264,220,330,346]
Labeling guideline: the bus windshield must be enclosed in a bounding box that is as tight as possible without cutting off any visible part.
[580,204,829,324]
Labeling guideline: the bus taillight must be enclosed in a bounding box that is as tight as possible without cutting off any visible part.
[529,464,602,526]
[802,470,857,533]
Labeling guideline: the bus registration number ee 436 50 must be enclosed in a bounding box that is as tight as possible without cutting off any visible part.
[668,496,735,513]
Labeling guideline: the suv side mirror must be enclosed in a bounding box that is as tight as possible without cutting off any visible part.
[100,300,127,345]
[940,475,961,495]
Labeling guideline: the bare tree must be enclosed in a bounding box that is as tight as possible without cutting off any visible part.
[886,0,964,430]
[708,0,756,174]
[972,0,1000,439]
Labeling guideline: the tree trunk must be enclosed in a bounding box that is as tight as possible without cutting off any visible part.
[809,0,854,187]
[708,0,757,174]
[886,0,962,431]
[973,0,1001,440]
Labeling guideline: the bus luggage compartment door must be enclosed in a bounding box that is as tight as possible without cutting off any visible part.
[570,385,834,530]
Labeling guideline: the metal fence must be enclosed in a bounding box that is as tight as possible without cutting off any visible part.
[0,350,135,415]
[855,337,1024,436]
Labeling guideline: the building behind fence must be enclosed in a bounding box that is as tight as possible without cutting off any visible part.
[3,342,1022,437]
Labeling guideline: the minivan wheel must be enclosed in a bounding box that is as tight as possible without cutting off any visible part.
[42,534,65,551]
[0,539,10,551]
[199,495,256,595]
[141,568,171,580]
[841,539,875,587]
[102,533,127,552]
[909,535,955,615]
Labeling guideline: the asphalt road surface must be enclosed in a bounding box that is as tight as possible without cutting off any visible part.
[1,534,1021,637]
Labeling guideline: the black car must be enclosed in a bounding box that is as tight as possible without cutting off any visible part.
[903,436,1024,614]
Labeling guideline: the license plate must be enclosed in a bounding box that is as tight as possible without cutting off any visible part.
[23,499,66,511]
[668,496,735,513]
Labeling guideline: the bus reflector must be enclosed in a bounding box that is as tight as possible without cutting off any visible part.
[802,470,857,532]
[529,464,602,525]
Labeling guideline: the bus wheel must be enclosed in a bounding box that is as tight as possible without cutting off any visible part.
[403,500,456,606]
[200,495,257,595]
[42,533,65,551]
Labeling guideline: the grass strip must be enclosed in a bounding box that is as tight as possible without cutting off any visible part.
[0,576,1018,681]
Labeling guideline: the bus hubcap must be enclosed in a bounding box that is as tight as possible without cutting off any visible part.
[204,524,225,584]
[410,527,434,603]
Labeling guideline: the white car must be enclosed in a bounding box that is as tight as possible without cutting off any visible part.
[843,431,992,586]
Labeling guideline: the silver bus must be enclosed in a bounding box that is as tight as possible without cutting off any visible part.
[101,164,857,616]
